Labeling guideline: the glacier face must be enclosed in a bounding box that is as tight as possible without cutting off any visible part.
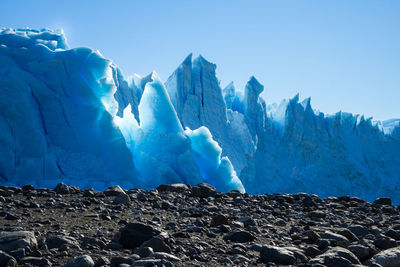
[0,28,243,193]
[0,28,399,202]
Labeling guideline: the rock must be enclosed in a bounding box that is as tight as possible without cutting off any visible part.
[385,229,400,240]
[232,254,250,263]
[348,225,369,238]
[321,231,349,244]
[210,214,229,227]
[45,236,80,250]
[374,236,397,250]
[224,230,255,243]
[149,252,181,262]
[110,256,136,265]
[93,256,110,266]
[117,223,162,248]
[259,245,296,265]
[367,247,400,267]
[156,184,190,193]
[20,257,52,266]
[191,183,217,198]
[303,230,321,243]
[348,244,371,262]
[105,241,123,250]
[113,192,131,205]
[8,248,24,261]
[131,259,163,266]
[65,255,95,267]
[374,197,392,206]
[54,182,70,194]
[137,246,154,258]
[309,246,361,266]
[0,231,37,252]
[0,250,17,267]
[22,185,34,192]
[337,228,358,242]
[139,237,171,253]
[308,211,326,219]
[104,185,125,196]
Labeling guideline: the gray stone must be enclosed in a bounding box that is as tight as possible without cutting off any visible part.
[139,237,171,253]
[191,183,217,198]
[374,197,392,206]
[367,247,400,267]
[117,223,161,249]
[113,192,131,205]
[54,182,70,194]
[45,236,80,250]
[348,244,371,262]
[0,231,37,253]
[149,252,181,262]
[65,255,94,267]
[259,245,296,265]
[0,250,17,267]
[104,185,125,196]
[210,214,229,227]
[309,247,361,267]
[224,230,255,243]
[348,225,369,237]
[156,184,190,193]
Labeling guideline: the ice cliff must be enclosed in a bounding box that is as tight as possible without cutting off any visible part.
[1,29,399,202]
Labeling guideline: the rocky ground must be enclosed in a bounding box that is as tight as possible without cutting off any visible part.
[1,183,400,267]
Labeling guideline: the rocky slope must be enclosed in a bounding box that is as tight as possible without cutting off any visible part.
[1,183,400,266]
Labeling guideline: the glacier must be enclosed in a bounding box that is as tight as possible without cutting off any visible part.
[0,28,399,203]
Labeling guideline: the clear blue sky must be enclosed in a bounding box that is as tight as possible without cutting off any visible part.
[1,0,399,121]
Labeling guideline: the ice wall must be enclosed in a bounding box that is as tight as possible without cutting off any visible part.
[1,28,399,202]
[0,28,137,189]
[0,28,243,193]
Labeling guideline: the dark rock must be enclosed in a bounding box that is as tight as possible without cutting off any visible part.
[93,256,110,266]
[110,256,136,265]
[65,255,95,267]
[105,242,123,250]
[8,248,25,260]
[4,213,19,221]
[45,236,80,250]
[113,192,131,205]
[374,197,392,206]
[303,230,320,243]
[139,237,171,253]
[0,250,17,267]
[131,259,163,266]
[54,182,70,194]
[191,183,217,198]
[149,252,181,262]
[385,229,400,240]
[259,245,296,265]
[308,211,326,219]
[20,257,51,266]
[367,246,400,267]
[137,246,154,258]
[348,225,368,237]
[117,222,162,248]
[104,185,125,196]
[0,231,37,252]
[224,230,255,243]
[156,184,190,193]
[321,231,349,244]
[337,228,358,242]
[22,185,34,192]
[348,244,371,262]
[374,236,397,250]
[210,214,229,227]
[309,246,361,266]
